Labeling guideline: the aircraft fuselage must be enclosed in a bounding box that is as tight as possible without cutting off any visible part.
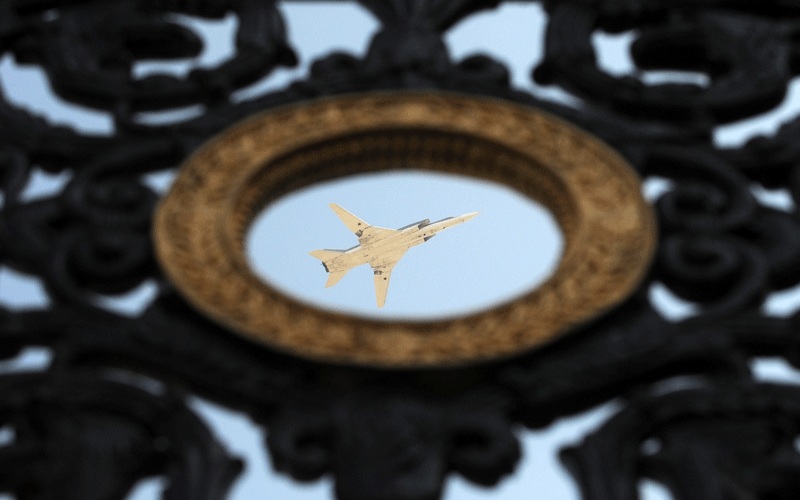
[324,215,472,273]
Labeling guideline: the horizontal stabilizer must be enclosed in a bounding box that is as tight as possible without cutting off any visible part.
[308,249,342,262]
[326,269,349,288]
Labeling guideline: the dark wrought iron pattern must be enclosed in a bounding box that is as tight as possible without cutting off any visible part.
[2,0,800,498]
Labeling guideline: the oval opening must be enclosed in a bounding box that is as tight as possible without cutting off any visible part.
[245,170,564,320]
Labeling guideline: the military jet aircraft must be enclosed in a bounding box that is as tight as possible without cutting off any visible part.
[310,204,480,308]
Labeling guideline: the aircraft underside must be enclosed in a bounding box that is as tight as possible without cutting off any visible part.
[309,204,478,307]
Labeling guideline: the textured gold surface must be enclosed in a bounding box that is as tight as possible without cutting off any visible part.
[152,92,657,367]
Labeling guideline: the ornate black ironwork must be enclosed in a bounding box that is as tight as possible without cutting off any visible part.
[2,0,800,498]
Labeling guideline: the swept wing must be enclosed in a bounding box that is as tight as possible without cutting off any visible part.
[329,203,398,244]
[372,260,400,308]
[370,247,409,308]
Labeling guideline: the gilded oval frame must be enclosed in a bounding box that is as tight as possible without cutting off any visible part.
[152,92,657,367]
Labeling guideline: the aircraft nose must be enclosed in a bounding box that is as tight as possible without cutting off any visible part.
[463,211,481,221]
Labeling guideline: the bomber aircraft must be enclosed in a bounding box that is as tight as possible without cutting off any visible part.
[309,204,480,308]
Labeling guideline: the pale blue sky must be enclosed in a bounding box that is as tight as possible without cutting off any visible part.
[248,171,562,319]
[2,3,800,500]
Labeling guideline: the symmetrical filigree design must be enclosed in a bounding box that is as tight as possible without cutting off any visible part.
[2,0,800,499]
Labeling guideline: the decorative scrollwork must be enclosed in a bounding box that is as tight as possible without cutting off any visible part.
[2,0,800,499]
[0,370,243,500]
[561,382,800,500]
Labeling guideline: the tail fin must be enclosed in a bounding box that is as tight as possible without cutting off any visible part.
[308,249,342,262]
[325,269,349,288]
[329,204,370,235]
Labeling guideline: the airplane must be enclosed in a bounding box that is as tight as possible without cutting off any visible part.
[309,204,480,308]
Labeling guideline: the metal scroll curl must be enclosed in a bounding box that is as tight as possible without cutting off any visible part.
[2,0,800,499]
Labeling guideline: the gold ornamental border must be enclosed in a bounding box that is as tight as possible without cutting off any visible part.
[152,92,657,367]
